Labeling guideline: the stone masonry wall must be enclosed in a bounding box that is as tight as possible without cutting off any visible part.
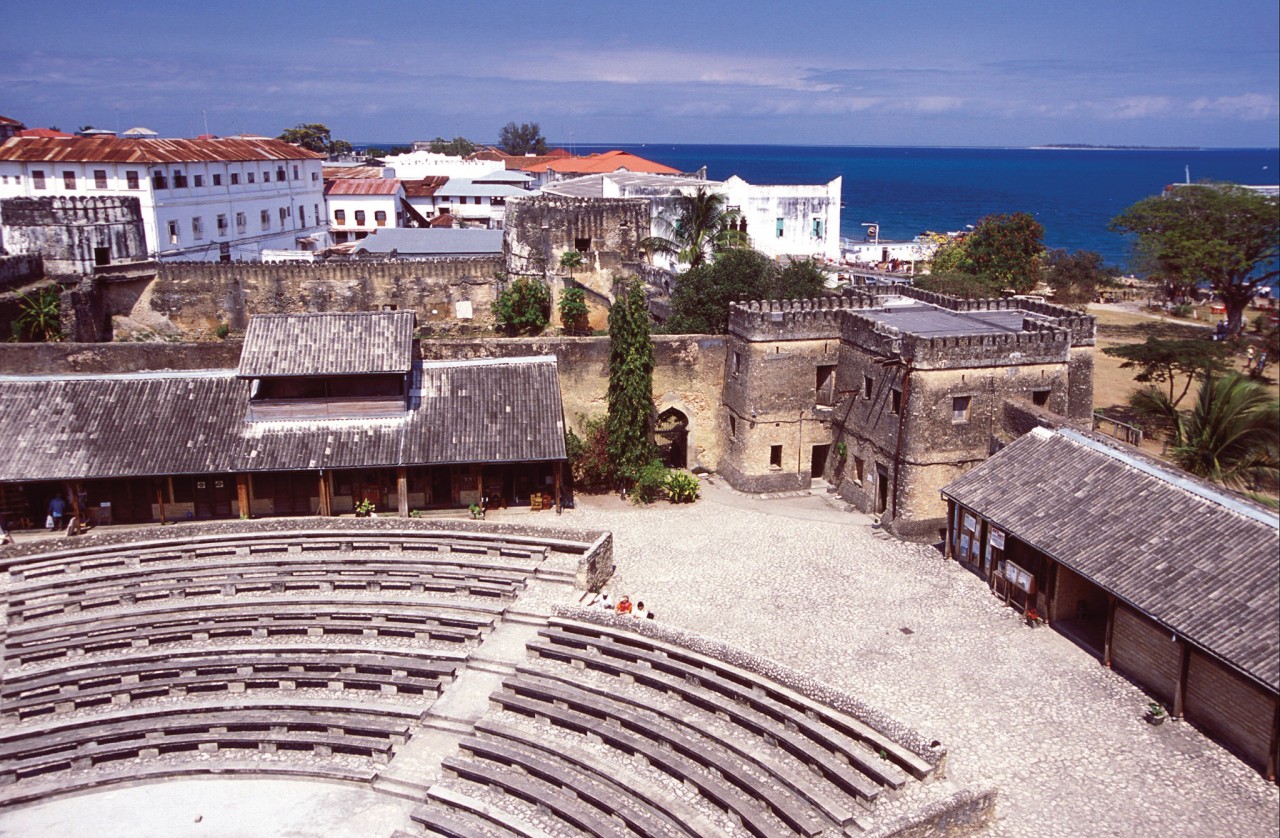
[1,196,147,276]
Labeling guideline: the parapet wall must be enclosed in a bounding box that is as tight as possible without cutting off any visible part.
[898,286,1096,346]
[1,196,147,277]
[728,297,867,341]
[838,310,1072,369]
[0,254,42,292]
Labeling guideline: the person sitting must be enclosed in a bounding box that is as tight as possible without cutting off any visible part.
[615,595,633,616]
[594,592,612,611]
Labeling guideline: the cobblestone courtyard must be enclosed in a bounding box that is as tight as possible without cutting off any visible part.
[559,478,1280,837]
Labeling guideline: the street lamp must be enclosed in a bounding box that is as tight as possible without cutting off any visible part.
[860,222,879,245]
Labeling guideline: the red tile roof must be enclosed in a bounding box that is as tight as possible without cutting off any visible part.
[0,115,24,127]
[520,149,678,175]
[324,178,402,196]
[0,135,324,163]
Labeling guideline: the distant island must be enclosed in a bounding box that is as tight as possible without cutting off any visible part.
[1030,143,1203,151]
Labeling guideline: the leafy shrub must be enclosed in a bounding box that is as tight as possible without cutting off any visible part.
[663,470,700,503]
[494,277,550,335]
[1170,303,1194,318]
[558,286,589,332]
[14,286,62,342]
[568,417,613,492]
[631,461,670,504]
[215,322,231,339]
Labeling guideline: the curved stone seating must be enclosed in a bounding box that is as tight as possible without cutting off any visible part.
[8,555,528,623]
[5,646,466,720]
[5,596,501,665]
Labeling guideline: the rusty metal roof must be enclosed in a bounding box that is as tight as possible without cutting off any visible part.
[324,179,402,196]
[323,165,387,179]
[402,176,449,198]
[239,311,416,378]
[0,136,324,164]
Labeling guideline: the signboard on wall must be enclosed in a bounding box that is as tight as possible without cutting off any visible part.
[963,513,977,532]
[989,528,1005,550]
[1002,560,1034,593]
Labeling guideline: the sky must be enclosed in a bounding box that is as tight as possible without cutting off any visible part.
[1,1,1277,148]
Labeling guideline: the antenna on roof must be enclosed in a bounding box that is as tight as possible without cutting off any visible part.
[203,109,210,138]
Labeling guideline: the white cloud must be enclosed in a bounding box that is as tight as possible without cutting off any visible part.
[1187,93,1278,120]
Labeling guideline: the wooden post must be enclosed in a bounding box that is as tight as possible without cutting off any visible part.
[1045,560,1058,626]
[66,481,81,533]
[554,462,563,513]
[944,501,954,560]
[397,467,409,518]
[317,471,331,517]
[236,474,250,519]
[155,485,167,525]
[1103,595,1117,668]
[167,476,175,504]
[1173,640,1191,719]
[1267,699,1278,782]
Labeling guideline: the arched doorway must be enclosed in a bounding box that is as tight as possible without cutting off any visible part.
[655,406,689,469]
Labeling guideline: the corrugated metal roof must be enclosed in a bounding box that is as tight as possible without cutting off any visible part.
[942,428,1280,692]
[322,166,388,179]
[0,358,566,480]
[402,176,449,197]
[437,179,530,198]
[0,136,324,163]
[324,178,402,196]
[238,312,416,378]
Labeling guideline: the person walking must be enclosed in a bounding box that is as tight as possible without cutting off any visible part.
[48,495,67,531]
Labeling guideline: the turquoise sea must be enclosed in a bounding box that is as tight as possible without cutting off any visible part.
[367,142,1278,273]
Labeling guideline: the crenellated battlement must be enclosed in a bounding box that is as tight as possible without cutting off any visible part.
[728,296,871,340]
[895,286,1096,346]
[838,309,1072,369]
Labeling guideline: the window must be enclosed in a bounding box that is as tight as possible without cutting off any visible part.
[334,209,346,225]
[355,210,366,226]
[276,167,285,182]
[816,365,836,405]
[262,170,271,182]
[574,237,591,252]
[729,415,737,438]
[812,218,824,238]
[63,171,76,189]
[853,456,865,484]
[193,175,204,187]
[231,172,240,185]
[152,170,167,189]
[247,172,255,184]
[890,388,902,415]
[260,209,270,230]
[314,204,319,224]
[212,174,222,186]
[732,351,742,376]
[192,217,203,240]
[279,207,288,226]
[125,171,139,189]
[299,207,306,227]
[311,171,319,182]
[172,171,187,188]
[776,218,785,238]
[292,165,299,180]
[952,395,971,423]
[1032,388,1051,407]
[216,214,228,236]
[32,170,45,189]
[93,169,107,189]
[235,212,246,234]
[167,220,180,244]
[863,374,873,399]
[769,445,783,469]
[374,210,387,226]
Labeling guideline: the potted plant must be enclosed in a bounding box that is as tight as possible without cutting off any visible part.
[1146,702,1168,726]
[469,502,485,520]
[354,498,376,518]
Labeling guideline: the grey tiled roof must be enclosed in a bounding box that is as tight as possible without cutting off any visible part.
[943,428,1280,692]
[238,311,415,378]
[0,358,566,480]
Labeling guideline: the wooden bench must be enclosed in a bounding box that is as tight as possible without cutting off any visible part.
[421,784,554,838]
[490,686,798,838]
[542,618,935,781]
[499,671,828,836]
[472,718,726,838]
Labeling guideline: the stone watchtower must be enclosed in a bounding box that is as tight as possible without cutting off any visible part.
[719,289,1095,537]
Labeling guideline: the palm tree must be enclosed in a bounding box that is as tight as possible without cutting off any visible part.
[640,186,747,269]
[1134,373,1279,489]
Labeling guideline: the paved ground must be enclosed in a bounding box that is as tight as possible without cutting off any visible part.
[556,478,1280,837]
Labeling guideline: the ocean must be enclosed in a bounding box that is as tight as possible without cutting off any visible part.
[367,142,1279,272]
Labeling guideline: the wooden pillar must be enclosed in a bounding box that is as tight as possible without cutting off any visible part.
[1103,595,1117,668]
[554,462,563,513]
[397,467,409,518]
[166,476,175,504]
[66,481,81,532]
[944,500,954,560]
[1044,560,1058,626]
[155,485,167,525]
[236,474,251,519]
[1173,640,1191,719]
[1267,699,1278,783]
[317,471,331,517]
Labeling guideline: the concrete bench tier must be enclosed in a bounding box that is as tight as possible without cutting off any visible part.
[6,597,500,664]
[527,635,903,797]
[0,757,378,809]
[6,652,459,719]
[4,528,573,583]
[459,732,694,837]
[545,617,935,781]
[9,557,526,622]
[499,671,828,836]
[442,754,634,837]
[491,687,800,838]
[423,784,557,838]
[409,802,520,838]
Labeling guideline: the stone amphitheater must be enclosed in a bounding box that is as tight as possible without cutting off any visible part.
[1,483,1277,837]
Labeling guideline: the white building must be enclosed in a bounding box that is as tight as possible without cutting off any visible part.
[0,135,328,262]
[324,178,405,243]
[380,150,504,181]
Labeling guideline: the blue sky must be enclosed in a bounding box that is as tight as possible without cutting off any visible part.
[2,1,1277,147]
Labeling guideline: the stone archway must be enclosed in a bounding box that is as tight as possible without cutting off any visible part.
[655,405,690,470]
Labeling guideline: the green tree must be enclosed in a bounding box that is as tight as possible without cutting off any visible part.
[558,250,584,276]
[1104,336,1231,408]
[558,286,589,332]
[493,277,550,335]
[498,122,547,156]
[14,286,62,342]
[927,236,975,275]
[428,136,476,157]
[964,212,1045,292]
[665,249,825,334]
[1160,373,1279,489]
[606,279,657,482]
[278,123,351,155]
[1042,249,1119,307]
[641,187,747,269]
[1110,183,1279,335]
[913,270,1000,298]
